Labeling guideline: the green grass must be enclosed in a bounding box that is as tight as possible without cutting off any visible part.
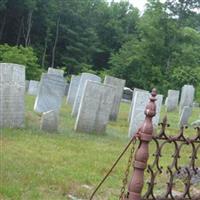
[0,95,200,200]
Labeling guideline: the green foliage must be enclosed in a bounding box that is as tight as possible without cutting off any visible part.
[0,44,42,80]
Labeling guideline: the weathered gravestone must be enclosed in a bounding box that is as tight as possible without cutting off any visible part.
[28,80,39,95]
[128,91,149,137]
[34,73,65,113]
[153,94,163,126]
[179,85,195,114]
[164,97,168,106]
[179,106,192,127]
[0,63,25,128]
[166,90,180,112]
[128,88,149,122]
[66,75,81,106]
[40,110,58,133]
[128,91,163,137]
[72,73,101,117]
[191,119,200,128]
[74,81,115,134]
[48,67,64,76]
[104,76,125,121]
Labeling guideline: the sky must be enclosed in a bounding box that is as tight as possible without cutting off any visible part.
[107,0,166,12]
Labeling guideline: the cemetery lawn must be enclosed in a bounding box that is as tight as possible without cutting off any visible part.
[1,95,200,200]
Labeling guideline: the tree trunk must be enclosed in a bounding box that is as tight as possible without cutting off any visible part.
[16,17,24,46]
[42,36,48,68]
[0,14,6,42]
[25,10,33,47]
[51,15,60,68]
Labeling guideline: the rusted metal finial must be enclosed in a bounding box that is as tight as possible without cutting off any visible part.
[125,89,157,200]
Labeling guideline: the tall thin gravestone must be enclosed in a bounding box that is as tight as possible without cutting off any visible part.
[75,81,115,134]
[104,76,125,121]
[72,73,101,117]
[34,73,65,113]
[179,85,195,114]
[66,75,81,106]
[28,80,39,95]
[128,91,149,137]
[166,90,179,112]
[0,63,25,128]
[179,106,192,127]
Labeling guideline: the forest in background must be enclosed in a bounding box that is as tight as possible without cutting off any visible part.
[0,0,200,98]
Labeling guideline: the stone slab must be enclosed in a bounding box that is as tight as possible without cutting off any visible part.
[128,91,149,137]
[28,80,39,95]
[104,76,125,121]
[34,73,65,113]
[0,63,25,128]
[166,90,179,112]
[179,85,195,114]
[66,75,81,106]
[179,106,192,127]
[48,67,64,77]
[40,110,58,133]
[72,73,101,117]
[75,81,115,134]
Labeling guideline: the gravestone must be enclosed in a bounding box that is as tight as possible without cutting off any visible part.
[72,73,101,117]
[48,67,64,76]
[66,75,81,106]
[25,80,30,92]
[40,110,58,133]
[75,81,115,134]
[28,80,39,95]
[179,106,192,127]
[128,91,149,137]
[166,90,179,112]
[191,119,200,128]
[0,63,25,128]
[179,85,195,114]
[164,97,168,106]
[128,91,163,137]
[34,73,65,113]
[128,88,149,122]
[153,94,163,126]
[104,76,125,121]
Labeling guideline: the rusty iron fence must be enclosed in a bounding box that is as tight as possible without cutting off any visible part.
[90,89,200,200]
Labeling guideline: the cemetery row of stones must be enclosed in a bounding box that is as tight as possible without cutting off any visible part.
[0,63,199,136]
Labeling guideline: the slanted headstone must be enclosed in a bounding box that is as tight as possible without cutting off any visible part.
[153,94,163,126]
[128,88,149,122]
[166,90,179,112]
[128,91,149,137]
[66,75,81,106]
[104,76,125,121]
[0,63,25,128]
[34,73,65,113]
[179,106,192,127]
[179,85,195,114]
[28,80,39,95]
[75,81,115,133]
[40,110,58,133]
[72,73,101,117]
[25,80,30,92]
[48,67,64,77]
